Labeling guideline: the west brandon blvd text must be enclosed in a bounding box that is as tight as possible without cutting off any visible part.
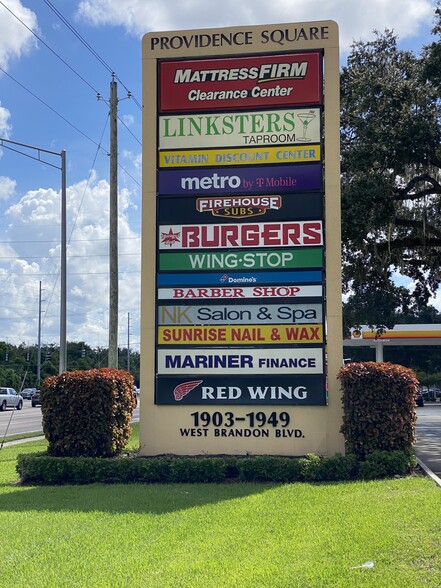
[180,427,304,438]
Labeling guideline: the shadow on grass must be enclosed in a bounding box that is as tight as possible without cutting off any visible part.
[0,481,280,515]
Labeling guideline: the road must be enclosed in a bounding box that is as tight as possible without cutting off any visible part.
[0,398,140,438]
[414,403,441,476]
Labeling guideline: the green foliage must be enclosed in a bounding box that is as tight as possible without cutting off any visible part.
[40,368,136,458]
[16,450,415,485]
[0,366,22,390]
[301,453,358,482]
[338,362,418,458]
[0,340,140,390]
[341,22,441,325]
[359,450,417,480]
[236,456,303,482]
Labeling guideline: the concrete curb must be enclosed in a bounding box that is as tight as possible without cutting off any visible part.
[417,457,441,488]
[0,435,45,447]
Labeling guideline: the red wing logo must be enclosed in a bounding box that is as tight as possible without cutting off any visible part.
[161,228,181,247]
[173,379,203,401]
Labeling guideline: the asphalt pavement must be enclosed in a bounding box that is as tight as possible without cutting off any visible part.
[414,403,441,483]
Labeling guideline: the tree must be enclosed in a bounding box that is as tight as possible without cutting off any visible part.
[340,5,441,333]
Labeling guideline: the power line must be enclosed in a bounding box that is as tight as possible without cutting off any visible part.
[0,66,105,150]
[68,114,110,245]
[0,1,142,149]
[43,0,114,74]
[0,253,139,260]
[0,237,139,244]
[42,0,143,111]
[0,0,102,97]
[0,71,141,184]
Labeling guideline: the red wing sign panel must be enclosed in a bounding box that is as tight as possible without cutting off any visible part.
[160,53,323,112]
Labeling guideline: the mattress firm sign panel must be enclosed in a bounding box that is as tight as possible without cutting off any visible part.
[141,21,343,456]
[160,53,323,111]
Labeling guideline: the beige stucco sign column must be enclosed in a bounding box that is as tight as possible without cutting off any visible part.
[140,21,344,456]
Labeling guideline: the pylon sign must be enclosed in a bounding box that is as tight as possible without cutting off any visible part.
[141,21,344,456]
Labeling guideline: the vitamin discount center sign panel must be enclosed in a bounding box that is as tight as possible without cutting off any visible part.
[141,21,343,457]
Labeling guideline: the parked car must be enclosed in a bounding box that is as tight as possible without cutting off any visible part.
[21,387,36,399]
[415,390,425,407]
[31,390,41,407]
[0,387,23,411]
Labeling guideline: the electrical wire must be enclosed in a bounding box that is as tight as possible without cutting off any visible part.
[43,0,143,111]
[1,1,143,148]
[0,3,142,343]
[0,65,105,150]
[0,0,103,97]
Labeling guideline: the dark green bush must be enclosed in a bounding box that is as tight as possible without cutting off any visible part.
[41,368,136,458]
[359,450,417,480]
[237,456,303,482]
[168,458,226,483]
[16,450,415,485]
[338,362,418,458]
[301,453,358,482]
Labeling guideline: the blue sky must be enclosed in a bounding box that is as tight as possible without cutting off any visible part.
[0,0,438,353]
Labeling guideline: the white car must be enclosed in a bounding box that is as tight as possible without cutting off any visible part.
[0,387,23,411]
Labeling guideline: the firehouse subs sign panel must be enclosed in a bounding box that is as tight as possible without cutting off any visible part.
[141,21,344,457]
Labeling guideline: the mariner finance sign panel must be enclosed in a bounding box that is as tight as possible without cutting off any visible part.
[142,20,343,456]
[157,348,324,374]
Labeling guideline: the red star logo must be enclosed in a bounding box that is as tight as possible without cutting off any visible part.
[161,227,181,247]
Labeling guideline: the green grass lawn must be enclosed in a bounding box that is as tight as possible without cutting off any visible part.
[0,427,440,587]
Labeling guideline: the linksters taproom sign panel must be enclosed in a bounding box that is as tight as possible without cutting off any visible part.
[141,21,344,456]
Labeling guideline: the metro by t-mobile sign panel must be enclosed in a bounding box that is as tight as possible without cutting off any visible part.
[142,21,343,457]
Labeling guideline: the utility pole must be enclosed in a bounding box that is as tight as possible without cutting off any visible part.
[37,281,42,384]
[59,149,67,373]
[0,138,67,375]
[127,312,130,372]
[108,74,119,368]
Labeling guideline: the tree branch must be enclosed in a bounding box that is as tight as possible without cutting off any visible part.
[375,237,441,251]
[394,217,441,239]
[393,174,441,201]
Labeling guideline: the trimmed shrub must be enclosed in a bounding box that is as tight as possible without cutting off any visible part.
[359,450,417,480]
[338,362,418,458]
[301,453,358,482]
[16,450,415,485]
[41,368,136,458]
[237,456,303,482]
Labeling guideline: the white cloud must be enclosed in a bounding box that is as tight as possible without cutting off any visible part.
[77,0,435,52]
[0,176,15,200]
[0,174,140,347]
[122,114,134,126]
[0,0,38,70]
[0,104,12,139]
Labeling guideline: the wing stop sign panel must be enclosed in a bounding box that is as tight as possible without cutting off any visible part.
[141,21,344,457]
